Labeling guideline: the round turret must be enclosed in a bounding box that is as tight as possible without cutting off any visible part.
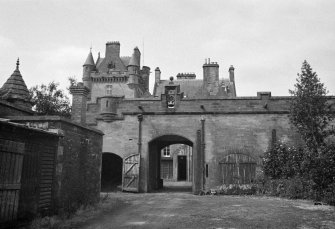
[82,49,95,96]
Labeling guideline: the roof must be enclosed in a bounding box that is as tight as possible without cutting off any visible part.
[120,56,131,66]
[83,51,95,66]
[153,78,235,98]
[154,79,203,98]
[0,59,31,105]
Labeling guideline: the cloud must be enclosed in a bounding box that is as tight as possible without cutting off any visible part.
[0,35,15,49]
[24,45,89,93]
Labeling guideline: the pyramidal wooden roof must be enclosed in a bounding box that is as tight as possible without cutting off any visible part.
[0,58,31,104]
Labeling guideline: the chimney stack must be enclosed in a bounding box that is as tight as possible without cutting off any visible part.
[70,82,89,125]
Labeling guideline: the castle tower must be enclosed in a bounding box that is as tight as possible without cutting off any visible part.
[203,59,219,96]
[69,82,89,124]
[0,58,32,110]
[82,49,95,97]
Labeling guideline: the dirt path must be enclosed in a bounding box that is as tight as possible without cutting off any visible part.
[79,192,335,229]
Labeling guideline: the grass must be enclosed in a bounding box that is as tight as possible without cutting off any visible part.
[28,193,123,229]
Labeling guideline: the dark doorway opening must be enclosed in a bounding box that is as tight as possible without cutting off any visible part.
[101,153,122,192]
[178,156,187,181]
[148,135,193,192]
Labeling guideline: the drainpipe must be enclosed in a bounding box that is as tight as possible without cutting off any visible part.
[201,117,205,190]
[137,114,143,155]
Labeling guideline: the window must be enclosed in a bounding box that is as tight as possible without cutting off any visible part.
[163,146,170,157]
[106,85,113,95]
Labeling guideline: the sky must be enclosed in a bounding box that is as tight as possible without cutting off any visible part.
[0,0,334,97]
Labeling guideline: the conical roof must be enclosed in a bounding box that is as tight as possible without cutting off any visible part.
[83,49,95,66]
[0,58,31,104]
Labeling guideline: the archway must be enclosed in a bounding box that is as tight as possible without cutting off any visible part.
[148,135,193,192]
[101,153,122,192]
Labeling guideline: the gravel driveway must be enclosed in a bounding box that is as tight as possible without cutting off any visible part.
[78,192,335,229]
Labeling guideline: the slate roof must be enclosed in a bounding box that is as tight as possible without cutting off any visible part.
[154,79,203,98]
[120,56,131,66]
[153,78,235,98]
[83,51,95,66]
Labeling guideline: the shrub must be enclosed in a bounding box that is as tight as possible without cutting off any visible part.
[263,142,303,179]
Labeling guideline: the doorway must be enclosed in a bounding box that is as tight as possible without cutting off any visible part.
[148,135,193,192]
[101,153,122,192]
[178,156,187,181]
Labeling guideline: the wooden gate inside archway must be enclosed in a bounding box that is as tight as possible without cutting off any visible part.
[220,153,256,185]
[122,154,140,192]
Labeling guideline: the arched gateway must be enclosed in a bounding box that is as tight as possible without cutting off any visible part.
[147,135,194,191]
[69,41,329,194]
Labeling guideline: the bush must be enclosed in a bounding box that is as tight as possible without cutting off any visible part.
[263,142,303,179]
[262,141,335,205]
[261,177,314,199]
[323,183,335,205]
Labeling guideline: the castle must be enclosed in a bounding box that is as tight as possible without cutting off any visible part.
[74,41,306,193]
[82,41,236,103]
[3,41,333,196]
[80,42,239,186]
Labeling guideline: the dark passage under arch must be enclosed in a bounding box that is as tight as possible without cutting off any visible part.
[101,153,122,192]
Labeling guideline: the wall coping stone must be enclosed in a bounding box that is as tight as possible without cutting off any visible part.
[0,118,62,136]
[5,115,104,135]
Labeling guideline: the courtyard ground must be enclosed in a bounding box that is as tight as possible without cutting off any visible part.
[66,189,335,229]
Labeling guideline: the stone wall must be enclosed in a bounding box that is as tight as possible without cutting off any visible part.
[96,112,300,191]
[84,88,335,193]
[90,82,135,102]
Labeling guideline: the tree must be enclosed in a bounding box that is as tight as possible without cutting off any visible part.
[263,142,304,179]
[289,60,333,152]
[67,76,78,89]
[29,81,71,117]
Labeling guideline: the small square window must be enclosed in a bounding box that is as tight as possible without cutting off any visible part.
[163,146,170,157]
[106,85,113,95]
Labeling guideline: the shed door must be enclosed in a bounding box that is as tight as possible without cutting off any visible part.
[122,154,140,192]
[0,139,24,226]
